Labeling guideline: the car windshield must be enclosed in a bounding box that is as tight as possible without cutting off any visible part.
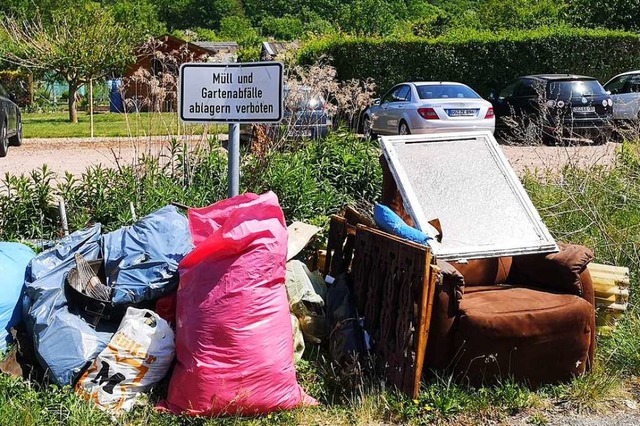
[548,80,606,98]
[416,84,480,99]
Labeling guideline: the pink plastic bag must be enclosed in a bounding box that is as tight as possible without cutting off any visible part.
[158,192,316,416]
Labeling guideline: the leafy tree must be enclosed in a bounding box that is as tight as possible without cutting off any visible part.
[219,16,260,45]
[303,15,337,37]
[336,0,401,36]
[476,0,566,31]
[566,0,640,32]
[1,2,137,122]
[103,0,165,39]
[156,0,244,30]
[261,16,304,40]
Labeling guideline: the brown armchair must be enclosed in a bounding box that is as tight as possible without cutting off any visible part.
[426,246,596,387]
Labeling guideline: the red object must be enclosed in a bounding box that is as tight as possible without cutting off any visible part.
[158,192,316,416]
[154,292,176,327]
[418,107,439,119]
[485,107,495,119]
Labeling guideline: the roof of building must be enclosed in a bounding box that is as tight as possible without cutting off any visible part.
[193,41,239,52]
[261,41,298,57]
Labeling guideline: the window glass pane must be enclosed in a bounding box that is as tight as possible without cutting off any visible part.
[417,84,480,99]
[549,80,606,98]
[627,76,640,93]
[498,82,519,99]
[396,85,411,101]
[515,80,541,97]
[604,75,629,94]
[382,88,397,103]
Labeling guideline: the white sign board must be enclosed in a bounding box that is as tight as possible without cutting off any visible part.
[179,62,283,123]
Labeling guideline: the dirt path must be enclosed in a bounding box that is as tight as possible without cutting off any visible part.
[0,136,216,178]
[0,137,619,179]
[500,143,618,176]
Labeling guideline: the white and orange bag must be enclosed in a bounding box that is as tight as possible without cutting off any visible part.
[75,308,175,412]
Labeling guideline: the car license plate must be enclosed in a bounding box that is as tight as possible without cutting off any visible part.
[572,106,595,113]
[447,109,478,117]
[291,129,312,138]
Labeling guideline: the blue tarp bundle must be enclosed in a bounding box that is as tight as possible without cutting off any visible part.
[0,242,35,352]
[23,206,192,385]
[103,205,192,304]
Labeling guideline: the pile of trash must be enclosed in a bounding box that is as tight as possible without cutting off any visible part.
[0,192,347,416]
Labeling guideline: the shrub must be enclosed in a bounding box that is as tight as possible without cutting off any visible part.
[0,69,31,107]
[0,133,381,241]
[261,15,304,41]
[298,28,640,96]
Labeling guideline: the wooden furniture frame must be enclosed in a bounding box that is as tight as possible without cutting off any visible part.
[324,215,438,398]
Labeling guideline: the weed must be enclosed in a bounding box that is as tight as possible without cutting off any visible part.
[527,412,549,426]
[547,363,625,414]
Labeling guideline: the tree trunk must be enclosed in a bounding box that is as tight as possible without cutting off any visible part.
[89,79,94,139]
[68,81,78,123]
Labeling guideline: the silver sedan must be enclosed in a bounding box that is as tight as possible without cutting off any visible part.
[362,81,495,138]
[604,71,640,121]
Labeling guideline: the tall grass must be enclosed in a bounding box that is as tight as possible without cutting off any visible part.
[21,112,216,139]
[524,142,640,384]
[0,132,382,241]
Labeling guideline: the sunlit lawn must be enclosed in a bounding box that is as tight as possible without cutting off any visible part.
[22,111,225,138]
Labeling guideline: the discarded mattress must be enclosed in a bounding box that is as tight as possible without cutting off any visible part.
[159,192,316,416]
[0,242,35,352]
[23,206,192,385]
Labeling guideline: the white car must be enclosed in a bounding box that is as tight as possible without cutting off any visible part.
[603,71,640,121]
[362,81,495,138]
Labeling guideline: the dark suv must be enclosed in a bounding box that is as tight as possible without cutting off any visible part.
[490,74,613,144]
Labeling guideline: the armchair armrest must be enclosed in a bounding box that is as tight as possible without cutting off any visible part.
[426,260,464,370]
[508,243,594,296]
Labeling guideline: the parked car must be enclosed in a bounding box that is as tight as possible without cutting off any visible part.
[489,74,613,144]
[240,86,333,143]
[603,71,640,121]
[0,83,22,158]
[362,81,495,138]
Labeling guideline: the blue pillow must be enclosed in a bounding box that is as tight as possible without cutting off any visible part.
[373,203,431,246]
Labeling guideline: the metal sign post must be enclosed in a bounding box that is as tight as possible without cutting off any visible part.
[178,62,284,198]
[228,123,240,197]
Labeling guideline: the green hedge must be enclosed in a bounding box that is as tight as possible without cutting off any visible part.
[298,27,640,96]
[0,70,31,106]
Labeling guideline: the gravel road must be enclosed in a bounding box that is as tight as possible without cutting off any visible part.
[0,137,619,179]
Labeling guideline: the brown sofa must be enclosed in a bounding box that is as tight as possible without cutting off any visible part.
[380,155,596,387]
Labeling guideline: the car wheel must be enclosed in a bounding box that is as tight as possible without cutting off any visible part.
[592,132,608,145]
[0,121,8,158]
[9,119,22,146]
[398,120,411,135]
[363,115,377,140]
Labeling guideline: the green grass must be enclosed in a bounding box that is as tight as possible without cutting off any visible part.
[22,112,226,139]
[2,136,640,425]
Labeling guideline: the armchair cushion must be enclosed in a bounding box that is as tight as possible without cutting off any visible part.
[455,286,593,386]
[508,244,594,296]
[452,257,512,287]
